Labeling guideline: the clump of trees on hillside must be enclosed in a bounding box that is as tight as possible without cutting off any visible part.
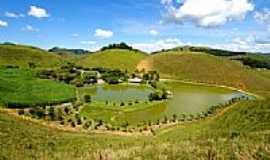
[100,42,141,52]
[234,57,270,69]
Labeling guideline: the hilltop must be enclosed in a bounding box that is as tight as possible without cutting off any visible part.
[77,48,147,72]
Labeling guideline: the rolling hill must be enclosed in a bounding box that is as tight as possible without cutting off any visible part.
[137,51,270,94]
[0,44,63,68]
[77,49,147,72]
[1,43,270,159]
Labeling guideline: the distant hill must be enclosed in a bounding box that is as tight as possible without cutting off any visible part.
[152,46,248,57]
[48,47,90,55]
[78,49,147,72]
[0,44,63,68]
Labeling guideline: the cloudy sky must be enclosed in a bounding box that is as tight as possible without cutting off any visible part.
[0,0,270,53]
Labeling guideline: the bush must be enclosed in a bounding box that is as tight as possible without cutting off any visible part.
[35,108,45,119]
[84,95,91,103]
[17,109,25,115]
[48,107,56,121]
[83,121,92,129]
[64,106,70,115]
[71,121,76,128]
[77,118,82,125]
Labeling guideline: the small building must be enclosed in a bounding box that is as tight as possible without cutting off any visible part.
[128,77,143,83]
[97,79,105,84]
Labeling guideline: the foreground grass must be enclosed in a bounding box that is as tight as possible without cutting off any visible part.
[1,99,270,159]
[0,68,76,107]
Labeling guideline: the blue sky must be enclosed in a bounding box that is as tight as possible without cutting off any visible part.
[0,0,270,52]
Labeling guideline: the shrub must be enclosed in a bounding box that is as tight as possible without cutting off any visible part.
[120,102,125,106]
[17,109,25,115]
[64,106,70,115]
[48,107,56,121]
[56,108,64,121]
[84,95,91,103]
[77,118,82,125]
[83,121,92,129]
[60,120,65,125]
[71,121,76,128]
[35,108,45,119]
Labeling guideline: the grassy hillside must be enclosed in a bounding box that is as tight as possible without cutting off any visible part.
[137,51,270,93]
[0,44,63,68]
[0,68,76,107]
[1,99,270,159]
[78,49,147,72]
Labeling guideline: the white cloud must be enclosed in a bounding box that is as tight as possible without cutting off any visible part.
[28,6,49,18]
[0,20,8,27]
[211,35,270,53]
[5,12,24,18]
[132,38,183,52]
[149,29,159,36]
[72,33,79,37]
[22,25,39,32]
[161,0,173,5]
[254,9,270,32]
[81,41,97,45]
[162,0,254,27]
[254,9,270,23]
[94,29,114,38]
[131,35,270,53]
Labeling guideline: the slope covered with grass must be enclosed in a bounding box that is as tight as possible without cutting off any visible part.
[78,49,147,72]
[1,99,270,159]
[137,51,270,93]
[0,44,63,68]
[0,68,76,107]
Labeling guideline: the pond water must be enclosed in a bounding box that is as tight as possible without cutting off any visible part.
[80,82,250,126]
[80,84,154,103]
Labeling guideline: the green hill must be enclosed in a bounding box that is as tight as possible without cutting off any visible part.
[78,49,147,72]
[137,51,270,93]
[0,44,63,68]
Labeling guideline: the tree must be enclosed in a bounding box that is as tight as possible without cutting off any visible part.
[17,109,25,115]
[28,62,36,69]
[35,108,45,119]
[172,114,177,122]
[84,95,91,103]
[56,108,64,121]
[48,107,56,121]
[64,106,70,115]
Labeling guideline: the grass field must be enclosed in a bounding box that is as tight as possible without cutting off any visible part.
[0,44,63,68]
[0,68,76,107]
[78,49,147,72]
